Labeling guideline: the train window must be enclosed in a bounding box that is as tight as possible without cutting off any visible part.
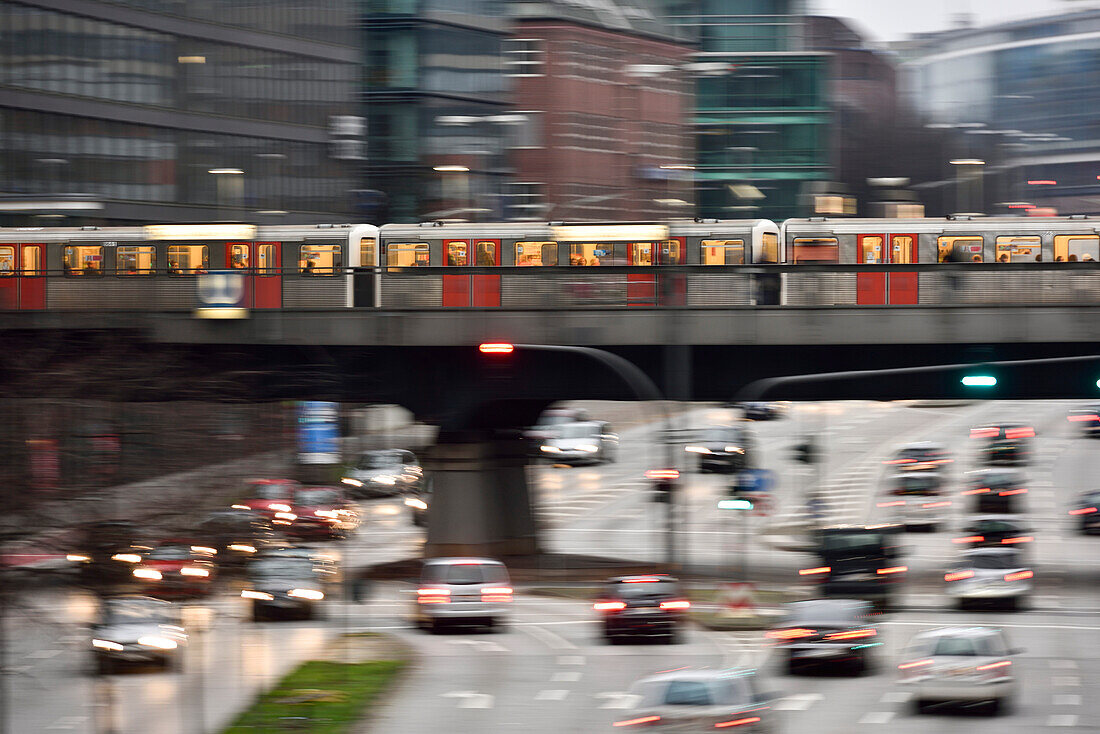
[515,241,557,266]
[300,244,342,275]
[760,232,779,264]
[937,236,983,262]
[116,246,156,275]
[631,243,654,266]
[859,236,884,263]
[360,238,376,268]
[229,244,250,270]
[0,247,13,276]
[167,245,209,275]
[1053,235,1099,262]
[475,241,497,266]
[62,245,104,276]
[658,239,681,265]
[446,241,468,266]
[702,240,745,265]
[387,243,429,267]
[22,246,41,275]
[892,236,915,264]
[995,236,1040,263]
[792,237,839,263]
[569,243,623,266]
[257,243,278,275]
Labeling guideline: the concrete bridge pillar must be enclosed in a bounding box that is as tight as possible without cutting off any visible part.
[423,432,539,558]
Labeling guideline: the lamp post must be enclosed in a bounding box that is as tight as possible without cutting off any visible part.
[208,168,245,211]
[434,114,529,221]
[948,158,985,215]
[432,165,472,220]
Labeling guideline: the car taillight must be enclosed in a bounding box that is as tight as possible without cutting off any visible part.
[976,660,1011,671]
[715,716,761,728]
[659,600,691,611]
[481,587,513,602]
[945,570,974,582]
[877,566,907,575]
[417,588,451,604]
[962,488,990,495]
[1005,427,1034,439]
[1001,536,1033,544]
[999,488,1027,496]
[877,500,906,508]
[1070,507,1098,515]
[613,715,660,727]
[898,659,933,670]
[765,628,815,640]
[594,601,627,612]
[1068,414,1100,422]
[824,629,876,641]
[798,566,830,576]
[953,535,984,544]
[970,428,999,439]
[1004,570,1033,582]
[923,501,951,508]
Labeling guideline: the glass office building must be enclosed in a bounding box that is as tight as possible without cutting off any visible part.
[0,1,360,225]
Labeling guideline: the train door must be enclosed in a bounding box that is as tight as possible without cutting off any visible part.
[442,239,470,306]
[0,246,15,309]
[856,234,886,304]
[471,239,501,307]
[658,237,685,305]
[0,245,45,310]
[627,241,655,306]
[227,242,282,308]
[888,234,918,304]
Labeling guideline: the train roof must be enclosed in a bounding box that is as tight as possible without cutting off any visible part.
[0,223,377,243]
[783,216,1100,233]
[379,219,776,238]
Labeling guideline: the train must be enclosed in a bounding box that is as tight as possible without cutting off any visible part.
[0,216,1095,310]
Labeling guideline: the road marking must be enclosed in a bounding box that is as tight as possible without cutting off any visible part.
[858,712,894,725]
[552,671,581,682]
[881,621,1100,632]
[441,691,494,709]
[1047,715,1078,727]
[558,655,586,666]
[773,693,823,711]
[522,623,578,650]
[1052,677,1080,687]
[26,649,60,659]
[445,639,507,652]
[1052,695,1081,706]
[879,691,912,704]
[1050,660,1078,670]
[596,692,643,709]
[536,689,569,701]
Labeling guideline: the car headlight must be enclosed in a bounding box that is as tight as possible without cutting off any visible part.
[112,553,142,564]
[180,567,209,577]
[685,446,711,454]
[274,512,297,521]
[66,554,90,563]
[269,503,292,513]
[724,446,744,454]
[405,497,428,510]
[228,544,256,554]
[288,588,324,600]
[231,504,251,510]
[137,636,178,650]
[133,568,162,580]
[315,510,338,518]
[577,445,599,453]
[242,590,274,601]
[341,477,364,488]
[190,546,217,556]
[372,475,397,486]
[540,445,561,454]
[92,639,124,651]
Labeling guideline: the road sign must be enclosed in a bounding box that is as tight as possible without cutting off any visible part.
[718,582,757,617]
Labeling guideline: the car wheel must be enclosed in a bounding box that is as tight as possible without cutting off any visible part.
[985,698,1003,716]
[487,618,507,634]
[786,654,800,676]
[662,630,680,645]
[912,699,930,715]
[251,604,267,623]
[95,655,114,676]
[429,619,444,635]
[924,523,939,534]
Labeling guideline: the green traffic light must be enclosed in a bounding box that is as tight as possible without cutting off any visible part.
[961,375,997,387]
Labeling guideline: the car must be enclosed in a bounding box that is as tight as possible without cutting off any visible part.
[767,598,879,675]
[962,469,1028,514]
[971,423,1033,466]
[804,525,907,610]
[740,402,785,421]
[195,509,278,568]
[524,407,591,449]
[878,472,950,531]
[614,668,777,731]
[130,542,217,597]
[538,420,617,464]
[342,449,422,498]
[232,478,301,520]
[288,486,359,540]
[242,553,328,621]
[413,557,512,633]
[260,546,341,582]
[1068,489,1100,534]
[884,442,952,472]
[69,520,150,586]
[685,425,753,473]
[944,547,1032,611]
[593,575,690,644]
[898,626,1021,715]
[405,474,432,527]
[1067,405,1100,436]
[954,516,1033,550]
[90,596,187,673]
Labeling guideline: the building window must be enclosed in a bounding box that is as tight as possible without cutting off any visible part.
[504,38,544,77]
[515,242,557,266]
[300,244,343,275]
[995,236,1040,263]
[116,245,156,275]
[937,236,983,263]
[702,240,745,265]
[360,238,377,267]
[63,245,104,276]
[387,242,429,267]
[0,247,14,276]
[167,245,209,274]
[1053,235,1099,262]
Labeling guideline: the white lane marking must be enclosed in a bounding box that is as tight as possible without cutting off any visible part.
[1052,694,1081,706]
[441,691,494,709]
[552,671,582,682]
[536,689,570,701]
[46,717,87,730]
[879,691,912,704]
[1050,660,1078,670]
[26,649,61,659]
[773,693,823,710]
[881,621,1100,632]
[1052,676,1081,687]
[522,623,578,650]
[596,692,643,709]
[445,639,507,652]
[858,712,895,725]
[558,655,586,666]
[1047,715,1079,727]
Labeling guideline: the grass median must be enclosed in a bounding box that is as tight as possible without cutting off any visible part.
[222,637,405,734]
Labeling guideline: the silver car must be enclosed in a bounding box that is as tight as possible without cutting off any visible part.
[413,557,512,633]
[90,596,187,673]
[615,668,776,731]
[539,421,617,465]
[898,626,1021,715]
[944,548,1032,610]
[342,449,422,498]
[878,472,950,531]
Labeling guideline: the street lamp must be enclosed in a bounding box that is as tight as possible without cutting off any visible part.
[208,168,244,210]
[432,165,472,220]
[949,159,985,215]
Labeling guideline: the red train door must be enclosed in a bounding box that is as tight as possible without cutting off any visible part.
[856,234,886,304]
[888,234,918,304]
[627,242,656,306]
[471,239,500,307]
[227,242,282,308]
[0,245,45,309]
[0,245,16,309]
[442,240,470,307]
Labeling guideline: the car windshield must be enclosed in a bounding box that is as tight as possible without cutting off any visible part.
[609,580,678,597]
[252,484,289,499]
[899,448,940,460]
[422,563,509,585]
[820,532,884,553]
[704,428,739,443]
[931,635,1003,657]
[104,599,172,624]
[784,601,864,626]
[893,475,940,493]
[1081,491,1100,504]
[358,452,401,469]
[970,521,1022,533]
[663,680,714,706]
[296,489,341,505]
[963,553,1021,570]
[252,558,315,578]
[147,546,191,561]
[555,424,598,440]
[539,412,579,426]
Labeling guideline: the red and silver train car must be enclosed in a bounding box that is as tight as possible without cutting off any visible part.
[0,223,377,310]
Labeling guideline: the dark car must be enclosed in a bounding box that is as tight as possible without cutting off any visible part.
[767,599,879,674]
[803,525,906,611]
[686,426,753,473]
[1067,405,1100,436]
[885,442,952,472]
[593,575,690,644]
[70,520,150,586]
[242,554,327,621]
[963,469,1028,514]
[954,515,1033,550]
[1069,489,1100,534]
[196,509,277,568]
[971,424,1033,466]
[740,402,785,421]
[288,486,359,540]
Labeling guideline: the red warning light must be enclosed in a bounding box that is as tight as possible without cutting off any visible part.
[1027,180,1056,185]
[479,343,514,354]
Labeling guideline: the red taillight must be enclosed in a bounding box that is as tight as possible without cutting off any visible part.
[883,459,914,464]
[1005,427,1034,440]
[594,601,627,611]
[1070,507,1098,515]
[962,488,990,495]
[1068,414,1099,422]
[482,587,513,595]
[623,577,665,583]
[1001,536,1033,544]
[1004,570,1033,582]
[645,469,679,481]
[799,566,830,576]
[877,566,907,575]
[898,659,933,670]
[765,628,815,640]
[417,588,451,604]
[659,600,691,611]
[482,586,513,602]
[614,715,660,727]
[970,428,999,439]
[945,570,974,582]
[715,717,761,728]
[976,660,1011,671]
[923,501,951,508]
[999,488,1027,496]
[953,535,984,544]
[824,628,876,641]
[877,500,905,507]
